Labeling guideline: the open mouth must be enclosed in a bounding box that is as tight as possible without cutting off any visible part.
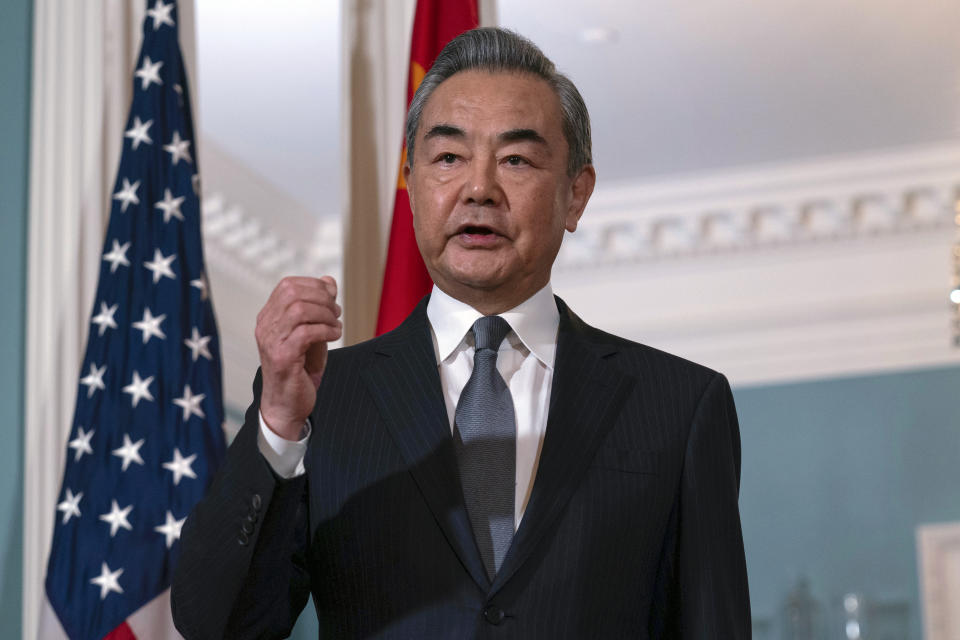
[455,224,504,247]
[462,225,496,236]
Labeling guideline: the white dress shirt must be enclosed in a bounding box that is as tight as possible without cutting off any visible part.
[258,283,560,529]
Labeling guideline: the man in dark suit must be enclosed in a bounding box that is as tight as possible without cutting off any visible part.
[172,27,750,639]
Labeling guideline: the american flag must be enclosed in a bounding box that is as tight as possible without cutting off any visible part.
[43,1,226,638]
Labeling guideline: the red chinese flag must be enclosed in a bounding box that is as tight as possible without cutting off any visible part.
[375,0,479,335]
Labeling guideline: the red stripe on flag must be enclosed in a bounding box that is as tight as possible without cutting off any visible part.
[408,0,479,77]
[375,0,479,335]
[377,190,434,335]
[104,621,137,640]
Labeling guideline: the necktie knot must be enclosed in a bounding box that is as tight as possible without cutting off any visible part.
[472,315,511,352]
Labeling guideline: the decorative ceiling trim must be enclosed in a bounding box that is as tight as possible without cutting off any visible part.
[201,192,342,292]
[558,142,960,269]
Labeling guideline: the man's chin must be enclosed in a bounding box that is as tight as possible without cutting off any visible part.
[448,273,507,291]
[433,267,511,294]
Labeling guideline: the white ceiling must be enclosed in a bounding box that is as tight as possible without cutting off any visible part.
[500,0,960,183]
[194,0,341,215]
[195,0,960,217]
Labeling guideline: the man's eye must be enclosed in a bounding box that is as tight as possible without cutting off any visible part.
[438,153,458,164]
[505,155,527,166]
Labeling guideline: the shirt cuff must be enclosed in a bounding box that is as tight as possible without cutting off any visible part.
[257,411,311,479]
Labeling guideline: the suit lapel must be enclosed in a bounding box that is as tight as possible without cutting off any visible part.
[360,300,491,591]
[490,299,637,595]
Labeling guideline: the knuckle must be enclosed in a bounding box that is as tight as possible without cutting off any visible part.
[269,345,290,366]
[324,278,338,298]
[305,324,326,344]
[303,324,325,344]
[277,277,296,299]
[287,323,306,342]
[289,301,309,324]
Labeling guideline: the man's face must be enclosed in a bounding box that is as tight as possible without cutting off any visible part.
[405,70,595,309]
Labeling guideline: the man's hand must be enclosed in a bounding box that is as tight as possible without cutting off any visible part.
[255,276,342,441]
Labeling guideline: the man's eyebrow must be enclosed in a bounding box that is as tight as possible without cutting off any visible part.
[423,124,465,141]
[498,128,548,145]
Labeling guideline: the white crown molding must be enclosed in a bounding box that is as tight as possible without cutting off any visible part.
[554,143,960,386]
[558,142,959,269]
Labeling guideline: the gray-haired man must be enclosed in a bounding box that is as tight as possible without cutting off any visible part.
[172,27,750,639]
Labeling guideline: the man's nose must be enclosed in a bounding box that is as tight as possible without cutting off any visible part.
[461,155,502,207]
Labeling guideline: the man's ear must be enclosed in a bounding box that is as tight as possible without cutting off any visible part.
[564,164,596,232]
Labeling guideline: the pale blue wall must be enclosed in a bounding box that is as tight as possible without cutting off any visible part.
[736,365,960,639]
[0,0,32,637]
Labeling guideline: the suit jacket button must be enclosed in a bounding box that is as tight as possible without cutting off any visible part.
[251,494,262,511]
[238,531,250,546]
[483,605,504,625]
[241,520,255,535]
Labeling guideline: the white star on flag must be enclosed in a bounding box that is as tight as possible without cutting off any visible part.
[122,371,155,408]
[184,327,213,361]
[68,427,95,462]
[102,239,131,273]
[134,56,163,90]
[91,301,119,336]
[79,363,107,398]
[146,0,175,30]
[163,131,192,166]
[132,307,167,344]
[90,562,124,600]
[154,188,185,223]
[173,385,206,421]
[112,177,140,212]
[154,511,186,549]
[99,499,134,537]
[190,273,209,300]
[56,489,83,524]
[163,448,198,485]
[111,433,146,471]
[124,116,153,149]
[144,248,176,283]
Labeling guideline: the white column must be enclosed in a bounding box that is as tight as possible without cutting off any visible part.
[340,0,415,344]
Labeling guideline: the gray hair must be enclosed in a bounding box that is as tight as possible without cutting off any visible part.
[405,27,592,176]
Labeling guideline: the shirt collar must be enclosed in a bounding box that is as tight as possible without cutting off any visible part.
[426,283,560,370]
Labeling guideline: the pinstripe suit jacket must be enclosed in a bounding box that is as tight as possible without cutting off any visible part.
[171,296,750,639]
